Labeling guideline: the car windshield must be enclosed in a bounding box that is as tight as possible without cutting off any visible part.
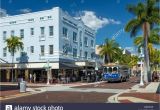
[108,67,112,73]
[113,67,118,73]
[104,67,107,73]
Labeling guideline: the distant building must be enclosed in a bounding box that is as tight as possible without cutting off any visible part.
[123,49,131,55]
[124,47,138,56]
[95,45,104,70]
[0,8,7,17]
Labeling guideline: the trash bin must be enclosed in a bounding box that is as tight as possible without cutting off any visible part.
[18,78,23,89]
[20,81,26,93]
[87,76,90,83]
[81,76,83,82]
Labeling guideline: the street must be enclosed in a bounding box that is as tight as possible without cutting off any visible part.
[1,76,141,103]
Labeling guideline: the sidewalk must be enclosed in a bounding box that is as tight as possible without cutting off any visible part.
[0,81,105,87]
[108,82,160,103]
[0,81,105,101]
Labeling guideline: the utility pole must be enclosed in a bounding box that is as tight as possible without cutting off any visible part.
[140,47,144,86]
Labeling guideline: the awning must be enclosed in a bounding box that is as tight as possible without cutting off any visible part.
[0,64,15,67]
[59,62,79,69]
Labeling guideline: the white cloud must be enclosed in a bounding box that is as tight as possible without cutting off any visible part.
[75,11,121,31]
[19,8,32,13]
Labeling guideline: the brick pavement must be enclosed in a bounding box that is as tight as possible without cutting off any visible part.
[118,93,160,103]
[2,91,115,103]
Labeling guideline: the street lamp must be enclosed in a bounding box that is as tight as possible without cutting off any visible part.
[139,47,144,86]
[45,52,51,85]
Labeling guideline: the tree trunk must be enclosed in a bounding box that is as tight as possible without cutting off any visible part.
[142,22,151,83]
[107,54,110,64]
[11,54,14,82]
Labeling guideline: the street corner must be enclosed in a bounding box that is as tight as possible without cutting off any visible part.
[117,93,160,103]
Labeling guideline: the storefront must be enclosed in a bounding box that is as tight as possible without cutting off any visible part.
[0,64,15,82]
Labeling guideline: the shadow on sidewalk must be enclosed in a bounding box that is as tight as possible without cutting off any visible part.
[0,85,19,91]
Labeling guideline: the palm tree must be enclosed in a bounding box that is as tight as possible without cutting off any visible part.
[150,49,160,70]
[98,38,122,64]
[125,0,160,83]
[134,28,160,62]
[5,36,23,82]
[119,54,139,75]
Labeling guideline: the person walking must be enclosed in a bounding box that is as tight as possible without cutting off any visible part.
[152,71,159,82]
[29,73,32,83]
[33,73,36,83]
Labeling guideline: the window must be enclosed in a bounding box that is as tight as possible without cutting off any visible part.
[84,37,88,46]
[73,48,77,58]
[40,45,45,56]
[48,16,52,19]
[79,31,82,42]
[91,40,94,47]
[91,52,94,59]
[79,31,82,47]
[11,30,14,36]
[73,32,77,42]
[84,51,88,59]
[49,45,54,54]
[40,17,44,20]
[28,18,34,22]
[40,27,45,35]
[80,50,82,58]
[49,26,54,36]
[30,46,34,53]
[30,28,34,35]
[63,27,68,37]
[20,29,24,38]
[3,31,7,40]
[3,48,7,57]
[10,21,16,24]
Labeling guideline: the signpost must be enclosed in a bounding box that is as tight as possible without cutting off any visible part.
[44,52,51,85]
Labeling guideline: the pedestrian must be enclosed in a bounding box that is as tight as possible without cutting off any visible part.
[29,73,32,83]
[58,74,61,83]
[33,73,36,83]
[152,71,159,82]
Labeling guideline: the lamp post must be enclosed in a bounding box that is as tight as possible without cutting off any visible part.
[140,47,144,86]
[45,52,51,85]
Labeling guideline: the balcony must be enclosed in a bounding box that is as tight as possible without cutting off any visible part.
[39,34,46,41]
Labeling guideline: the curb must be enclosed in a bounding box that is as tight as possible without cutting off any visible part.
[107,83,141,103]
[107,89,130,103]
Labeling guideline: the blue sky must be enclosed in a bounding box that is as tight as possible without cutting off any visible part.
[1,0,143,49]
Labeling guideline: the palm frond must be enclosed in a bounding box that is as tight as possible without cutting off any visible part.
[125,19,141,37]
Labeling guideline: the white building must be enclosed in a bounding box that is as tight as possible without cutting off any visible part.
[0,7,96,82]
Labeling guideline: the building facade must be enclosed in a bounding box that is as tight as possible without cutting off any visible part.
[0,7,96,82]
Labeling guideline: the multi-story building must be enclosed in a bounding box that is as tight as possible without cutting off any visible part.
[0,7,96,82]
